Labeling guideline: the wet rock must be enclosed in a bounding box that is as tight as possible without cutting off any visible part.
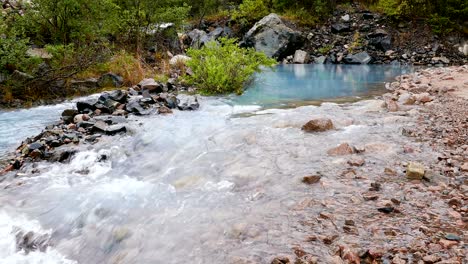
[28,142,44,151]
[302,118,334,132]
[77,99,97,113]
[344,52,372,64]
[377,207,394,214]
[73,114,90,123]
[302,175,321,184]
[106,125,127,136]
[293,50,309,64]
[347,157,365,166]
[177,95,199,111]
[327,143,356,156]
[384,167,397,176]
[126,99,150,115]
[138,78,163,93]
[108,90,127,103]
[439,239,458,249]
[331,23,350,33]
[444,233,461,241]
[49,149,76,162]
[271,256,290,264]
[61,109,78,124]
[406,162,425,180]
[15,230,50,253]
[243,13,303,59]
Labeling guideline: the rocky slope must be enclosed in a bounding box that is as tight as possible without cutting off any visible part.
[269,66,468,264]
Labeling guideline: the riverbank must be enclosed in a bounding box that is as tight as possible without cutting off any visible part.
[0,66,466,263]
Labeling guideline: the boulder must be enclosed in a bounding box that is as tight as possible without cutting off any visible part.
[108,90,127,103]
[302,118,334,132]
[327,143,356,156]
[186,29,207,49]
[293,50,309,64]
[138,78,163,93]
[126,99,150,115]
[169,55,191,66]
[315,56,327,64]
[177,95,199,111]
[406,162,425,180]
[61,109,78,124]
[76,99,98,113]
[98,73,124,88]
[344,52,372,64]
[331,23,350,34]
[243,13,303,59]
[368,29,392,51]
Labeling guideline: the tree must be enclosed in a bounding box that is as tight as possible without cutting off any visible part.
[113,0,190,53]
[20,0,119,45]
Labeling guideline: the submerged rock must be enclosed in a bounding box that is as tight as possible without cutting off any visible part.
[302,175,321,184]
[406,162,425,180]
[327,143,356,156]
[177,95,199,111]
[302,118,334,132]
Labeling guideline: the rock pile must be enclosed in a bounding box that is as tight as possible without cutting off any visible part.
[0,79,200,174]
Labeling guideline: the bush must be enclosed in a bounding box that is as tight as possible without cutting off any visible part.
[185,38,276,95]
[232,0,270,27]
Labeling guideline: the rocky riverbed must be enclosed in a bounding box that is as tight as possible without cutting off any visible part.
[0,67,466,263]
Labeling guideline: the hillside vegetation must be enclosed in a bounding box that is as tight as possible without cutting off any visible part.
[0,0,467,105]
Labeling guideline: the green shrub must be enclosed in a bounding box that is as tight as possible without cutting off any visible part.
[232,0,270,27]
[0,37,41,74]
[185,38,276,95]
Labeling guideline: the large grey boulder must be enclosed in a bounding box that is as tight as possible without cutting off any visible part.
[186,29,207,49]
[344,52,373,64]
[186,27,234,49]
[367,29,392,51]
[243,13,303,59]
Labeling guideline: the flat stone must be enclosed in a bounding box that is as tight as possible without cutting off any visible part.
[406,162,425,180]
[138,78,163,93]
[439,239,458,249]
[302,118,334,132]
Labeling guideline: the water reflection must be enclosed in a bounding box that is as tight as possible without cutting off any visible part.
[232,64,415,107]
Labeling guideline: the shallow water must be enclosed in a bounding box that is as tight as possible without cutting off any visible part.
[232,64,415,107]
[0,65,433,263]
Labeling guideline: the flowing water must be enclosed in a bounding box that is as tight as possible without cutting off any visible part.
[0,65,427,263]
